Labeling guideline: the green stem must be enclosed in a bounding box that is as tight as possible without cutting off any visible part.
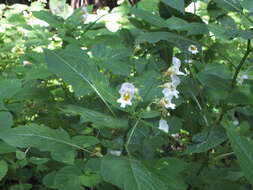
[231,39,251,88]
[125,117,141,147]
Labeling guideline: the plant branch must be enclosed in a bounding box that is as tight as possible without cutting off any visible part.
[231,39,252,88]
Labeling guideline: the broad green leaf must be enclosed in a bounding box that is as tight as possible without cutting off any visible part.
[185,128,227,154]
[208,24,237,40]
[0,124,78,163]
[0,111,13,129]
[161,0,185,13]
[72,135,99,148]
[79,174,102,187]
[29,157,49,165]
[130,8,167,28]
[101,156,167,190]
[165,17,188,30]
[152,158,187,190]
[0,141,17,154]
[197,72,231,91]
[62,105,128,129]
[226,126,253,186]
[45,47,115,114]
[0,160,8,181]
[134,70,161,102]
[0,79,21,101]
[240,0,253,12]
[136,32,199,52]
[53,166,83,190]
[32,11,63,27]
[213,0,242,12]
[9,184,32,190]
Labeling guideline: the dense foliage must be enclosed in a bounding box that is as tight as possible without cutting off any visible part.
[1,0,253,189]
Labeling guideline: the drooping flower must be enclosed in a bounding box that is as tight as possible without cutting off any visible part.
[117,82,136,108]
[185,59,193,64]
[159,119,170,133]
[22,60,32,66]
[162,82,179,99]
[109,150,122,156]
[237,74,248,85]
[172,56,181,68]
[188,44,198,54]
[159,97,176,109]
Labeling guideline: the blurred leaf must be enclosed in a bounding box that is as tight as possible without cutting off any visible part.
[161,0,185,13]
[130,8,167,28]
[79,174,102,187]
[226,126,253,186]
[185,128,227,154]
[53,166,83,190]
[33,11,63,27]
[9,184,32,190]
[0,124,77,163]
[240,0,253,12]
[213,0,242,12]
[0,111,13,129]
[0,160,8,181]
[136,32,199,52]
[62,105,128,129]
[0,79,21,101]
[101,156,167,190]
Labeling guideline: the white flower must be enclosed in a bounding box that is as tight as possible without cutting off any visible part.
[109,150,122,156]
[188,44,199,54]
[117,82,135,108]
[172,57,181,68]
[162,82,179,99]
[159,119,169,133]
[171,75,181,86]
[237,74,248,84]
[165,57,186,77]
[159,97,176,109]
[22,60,31,66]
[185,59,193,64]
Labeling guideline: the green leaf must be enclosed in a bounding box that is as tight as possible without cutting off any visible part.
[0,160,8,181]
[0,111,13,129]
[45,47,115,114]
[213,0,242,12]
[33,11,63,27]
[134,70,161,102]
[53,166,83,190]
[72,135,99,148]
[185,128,227,154]
[0,141,17,154]
[240,0,253,12]
[136,32,199,52]
[226,126,253,186]
[79,174,102,187]
[0,79,21,101]
[129,8,167,28]
[161,0,185,13]
[101,156,167,190]
[152,158,187,190]
[197,72,231,92]
[62,105,128,129]
[9,184,32,190]
[0,124,79,163]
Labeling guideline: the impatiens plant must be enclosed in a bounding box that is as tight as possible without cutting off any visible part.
[1,0,253,190]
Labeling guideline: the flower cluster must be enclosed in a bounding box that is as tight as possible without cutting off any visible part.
[160,57,186,110]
